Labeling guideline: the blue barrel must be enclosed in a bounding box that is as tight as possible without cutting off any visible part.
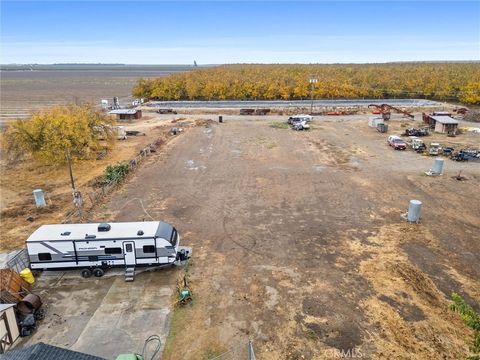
[407,200,422,223]
[33,189,46,208]
[433,158,444,175]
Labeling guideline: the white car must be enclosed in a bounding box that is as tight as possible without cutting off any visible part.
[291,120,310,131]
[288,114,313,124]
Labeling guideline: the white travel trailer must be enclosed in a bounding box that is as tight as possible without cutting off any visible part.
[26,221,190,280]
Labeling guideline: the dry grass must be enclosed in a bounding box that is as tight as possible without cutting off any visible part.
[0,121,172,251]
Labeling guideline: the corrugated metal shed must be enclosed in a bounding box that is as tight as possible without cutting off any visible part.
[430,116,459,124]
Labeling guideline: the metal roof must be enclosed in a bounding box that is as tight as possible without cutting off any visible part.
[108,109,139,115]
[1,342,105,360]
[431,116,459,124]
[26,221,173,243]
[0,303,15,312]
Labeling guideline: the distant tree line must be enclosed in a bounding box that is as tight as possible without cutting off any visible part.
[133,63,480,105]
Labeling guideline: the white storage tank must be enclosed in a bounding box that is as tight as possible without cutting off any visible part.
[33,189,46,208]
[407,200,422,223]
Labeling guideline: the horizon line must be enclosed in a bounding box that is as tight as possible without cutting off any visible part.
[2,60,480,66]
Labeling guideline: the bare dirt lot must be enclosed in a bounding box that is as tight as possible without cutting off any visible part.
[3,116,480,360]
[78,114,479,359]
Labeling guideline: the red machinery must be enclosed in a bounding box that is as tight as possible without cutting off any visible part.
[368,104,414,120]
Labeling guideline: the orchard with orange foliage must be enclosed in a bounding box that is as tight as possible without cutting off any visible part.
[133,63,480,105]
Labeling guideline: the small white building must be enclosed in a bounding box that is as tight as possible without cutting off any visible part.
[368,116,384,127]
[0,303,20,354]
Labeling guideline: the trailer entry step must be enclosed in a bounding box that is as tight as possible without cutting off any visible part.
[125,267,135,282]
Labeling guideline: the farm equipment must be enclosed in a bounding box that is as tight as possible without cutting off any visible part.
[240,108,255,115]
[404,127,429,137]
[376,123,388,133]
[451,149,480,162]
[454,107,468,115]
[429,143,442,156]
[369,104,414,120]
[157,108,177,114]
[112,96,120,110]
[255,108,271,115]
[326,111,344,115]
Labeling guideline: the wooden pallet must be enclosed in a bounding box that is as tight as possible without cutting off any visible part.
[0,268,30,303]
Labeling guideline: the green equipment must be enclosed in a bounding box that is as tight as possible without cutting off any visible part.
[115,335,162,360]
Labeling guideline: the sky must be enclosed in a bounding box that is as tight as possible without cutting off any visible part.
[1,1,479,64]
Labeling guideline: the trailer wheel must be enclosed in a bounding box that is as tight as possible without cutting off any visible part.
[81,269,92,278]
[93,268,104,277]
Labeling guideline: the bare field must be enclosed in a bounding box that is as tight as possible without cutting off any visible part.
[2,113,479,359]
[80,115,479,359]
[0,68,180,125]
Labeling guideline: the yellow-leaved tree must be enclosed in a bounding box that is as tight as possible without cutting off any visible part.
[2,104,116,164]
[459,82,480,105]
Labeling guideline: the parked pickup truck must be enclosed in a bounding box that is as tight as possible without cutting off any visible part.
[429,143,442,156]
[387,135,407,150]
[408,137,426,151]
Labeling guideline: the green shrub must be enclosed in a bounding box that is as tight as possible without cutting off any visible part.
[104,161,129,183]
[450,292,480,359]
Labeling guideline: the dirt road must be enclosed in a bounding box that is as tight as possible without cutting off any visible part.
[93,117,479,359]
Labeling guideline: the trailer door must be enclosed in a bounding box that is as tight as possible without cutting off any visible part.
[123,241,136,266]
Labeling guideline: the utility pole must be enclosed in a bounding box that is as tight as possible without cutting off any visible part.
[309,75,318,114]
[65,149,83,217]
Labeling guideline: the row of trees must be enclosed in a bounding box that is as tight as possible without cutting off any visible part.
[133,63,480,105]
[2,104,116,164]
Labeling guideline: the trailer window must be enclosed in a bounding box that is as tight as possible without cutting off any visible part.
[38,253,51,261]
[170,229,178,246]
[143,245,155,253]
[104,247,122,254]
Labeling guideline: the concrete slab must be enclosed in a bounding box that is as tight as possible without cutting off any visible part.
[18,267,177,359]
